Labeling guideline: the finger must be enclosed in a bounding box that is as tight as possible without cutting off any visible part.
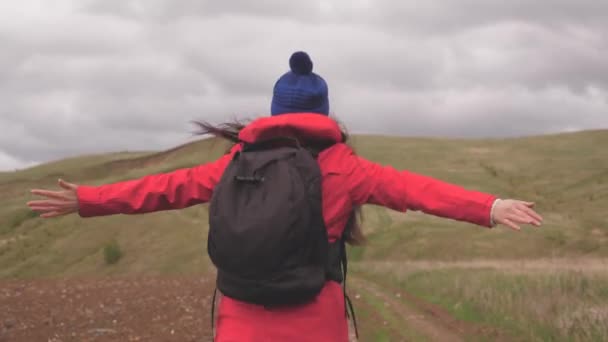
[523,201,535,208]
[41,211,63,218]
[518,204,543,224]
[27,199,58,206]
[28,204,74,215]
[40,209,73,218]
[524,211,543,227]
[28,205,70,214]
[27,199,70,208]
[514,203,542,223]
[503,218,521,231]
[58,179,78,191]
[512,209,540,226]
[30,189,70,200]
[28,206,59,213]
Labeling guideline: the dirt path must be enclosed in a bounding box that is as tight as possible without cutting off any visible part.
[0,275,502,342]
[350,276,465,342]
[355,258,608,274]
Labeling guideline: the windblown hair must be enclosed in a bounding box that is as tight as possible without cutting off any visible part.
[192,120,247,143]
[192,119,366,246]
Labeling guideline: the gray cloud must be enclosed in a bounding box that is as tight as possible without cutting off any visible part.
[0,0,607,170]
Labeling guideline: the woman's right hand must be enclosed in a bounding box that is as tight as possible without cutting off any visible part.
[492,199,543,231]
[27,179,79,218]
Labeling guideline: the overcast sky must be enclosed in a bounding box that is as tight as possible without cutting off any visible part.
[1,0,607,170]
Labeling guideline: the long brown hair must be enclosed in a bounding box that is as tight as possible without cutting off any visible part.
[192,118,366,246]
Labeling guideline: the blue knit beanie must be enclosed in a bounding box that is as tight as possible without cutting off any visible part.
[271,51,329,116]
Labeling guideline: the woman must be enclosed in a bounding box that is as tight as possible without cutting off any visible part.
[27,52,543,341]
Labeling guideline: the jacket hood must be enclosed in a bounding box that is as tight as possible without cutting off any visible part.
[238,113,343,144]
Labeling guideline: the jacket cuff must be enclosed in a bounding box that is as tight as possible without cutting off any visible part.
[76,185,102,217]
[489,198,502,227]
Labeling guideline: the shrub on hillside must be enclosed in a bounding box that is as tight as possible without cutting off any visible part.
[3,209,39,234]
[103,240,123,265]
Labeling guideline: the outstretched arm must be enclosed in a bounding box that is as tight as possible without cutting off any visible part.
[27,146,240,218]
[335,144,542,230]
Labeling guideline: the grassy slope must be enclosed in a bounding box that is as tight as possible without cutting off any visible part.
[1,130,607,276]
[1,130,607,340]
[349,130,608,262]
[0,138,232,278]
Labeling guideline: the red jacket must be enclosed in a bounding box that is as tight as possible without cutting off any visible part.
[77,114,497,341]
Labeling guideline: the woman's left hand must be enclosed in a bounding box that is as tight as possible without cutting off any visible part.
[492,199,543,231]
[27,179,79,218]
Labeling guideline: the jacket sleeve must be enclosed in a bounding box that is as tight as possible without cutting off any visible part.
[340,145,497,227]
[76,146,239,217]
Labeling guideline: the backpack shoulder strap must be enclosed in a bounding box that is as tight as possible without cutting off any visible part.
[341,212,359,339]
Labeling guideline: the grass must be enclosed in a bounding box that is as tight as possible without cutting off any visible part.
[2,130,607,273]
[3,208,39,234]
[348,293,395,342]
[0,198,213,279]
[348,285,424,342]
[2,131,606,277]
[358,265,608,342]
[0,138,228,278]
[355,285,422,341]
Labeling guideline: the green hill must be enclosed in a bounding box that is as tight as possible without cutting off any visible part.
[1,131,607,278]
[2,131,608,341]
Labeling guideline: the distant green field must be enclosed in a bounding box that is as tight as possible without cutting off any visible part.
[1,130,607,341]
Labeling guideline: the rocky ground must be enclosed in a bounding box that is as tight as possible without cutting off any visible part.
[0,275,499,342]
[0,276,215,342]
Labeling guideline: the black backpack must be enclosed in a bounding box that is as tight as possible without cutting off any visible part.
[207,137,357,335]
